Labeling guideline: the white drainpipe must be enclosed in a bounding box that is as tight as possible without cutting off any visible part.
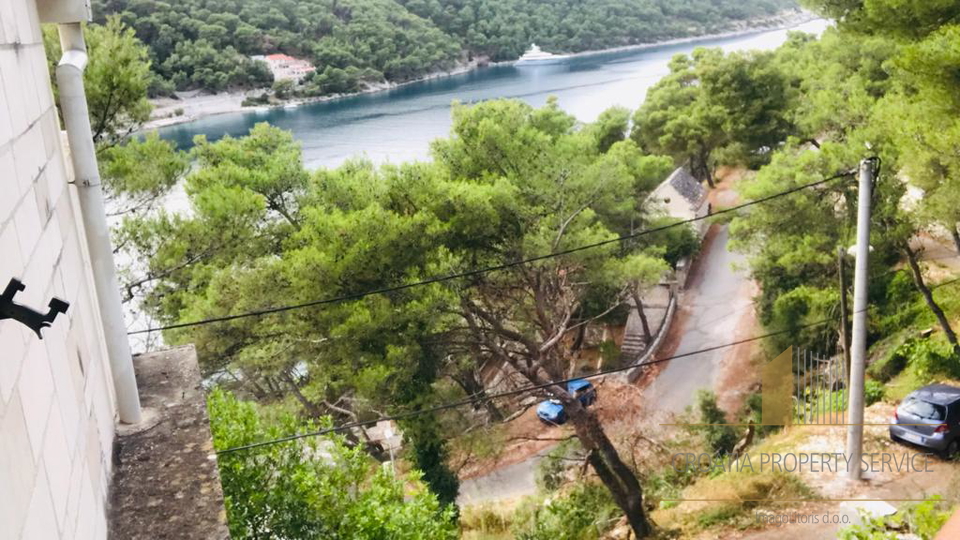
[56,23,142,424]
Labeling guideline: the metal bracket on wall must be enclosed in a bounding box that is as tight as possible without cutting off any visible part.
[0,278,70,339]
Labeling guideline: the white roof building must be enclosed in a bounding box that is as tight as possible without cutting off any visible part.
[645,167,710,237]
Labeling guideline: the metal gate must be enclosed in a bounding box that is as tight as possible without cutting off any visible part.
[793,348,848,425]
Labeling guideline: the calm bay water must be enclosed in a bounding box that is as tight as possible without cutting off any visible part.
[157,19,827,170]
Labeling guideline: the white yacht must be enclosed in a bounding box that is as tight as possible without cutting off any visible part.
[515,43,570,66]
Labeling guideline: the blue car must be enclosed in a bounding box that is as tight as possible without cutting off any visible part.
[536,379,597,425]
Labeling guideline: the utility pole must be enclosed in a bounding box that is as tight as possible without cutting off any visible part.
[838,247,850,383]
[846,158,875,480]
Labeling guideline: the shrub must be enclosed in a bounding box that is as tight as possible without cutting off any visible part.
[692,390,738,456]
[867,342,909,382]
[742,392,780,438]
[644,460,699,509]
[864,379,886,406]
[838,497,951,540]
[536,439,582,493]
[461,504,513,535]
[906,338,960,382]
[241,92,270,107]
[514,483,620,540]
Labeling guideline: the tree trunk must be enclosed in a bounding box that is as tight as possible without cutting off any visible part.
[566,398,653,538]
[697,146,715,188]
[282,371,325,419]
[631,289,652,342]
[903,245,960,353]
[952,226,960,256]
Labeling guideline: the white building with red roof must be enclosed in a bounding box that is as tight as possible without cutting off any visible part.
[252,53,317,82]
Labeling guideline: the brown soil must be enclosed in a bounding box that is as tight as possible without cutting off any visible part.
[711,166,749,208]
[455,407,565,481]
[456,380,650,481]
[716,279,762,417]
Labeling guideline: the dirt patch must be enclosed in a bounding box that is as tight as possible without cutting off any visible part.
[716,279,762,417]
[455,407,565,481]
[711,167,750,208]
[455,380,649,482]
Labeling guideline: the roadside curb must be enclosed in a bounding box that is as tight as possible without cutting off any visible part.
[623,286,678,383]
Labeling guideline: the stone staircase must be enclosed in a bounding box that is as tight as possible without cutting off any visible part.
[618,332,649,366]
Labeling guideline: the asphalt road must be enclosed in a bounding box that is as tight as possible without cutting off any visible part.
[643,225,753,415]
[457,448,552,506]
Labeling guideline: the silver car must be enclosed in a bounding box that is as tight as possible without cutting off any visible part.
[889,384,960,457]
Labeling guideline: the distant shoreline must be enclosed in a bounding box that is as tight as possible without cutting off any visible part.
[143,9,820,132]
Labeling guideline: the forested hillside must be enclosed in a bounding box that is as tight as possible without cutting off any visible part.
[93,0,796,94]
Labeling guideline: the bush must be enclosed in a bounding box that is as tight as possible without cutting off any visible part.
[536,439,582,493]
[692,390,738,456]
[906,338,960,382]
[461,504,513,535]
[241,92,270,107]
[644,460,699,509]
[514,483,620,540]
[742,392,780,439]
[838,497,951,540]
[864,379,886,406]
[867,342,909,382]
[272,79,296,99]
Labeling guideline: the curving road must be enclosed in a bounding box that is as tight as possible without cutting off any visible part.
[457,448,552,506]
[643,224,754,415]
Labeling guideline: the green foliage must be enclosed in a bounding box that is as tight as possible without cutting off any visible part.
[124,102,687,514]
[90,0,796,94]
[837,497,953,540]
[696,505,742,528]
[401,0,795,62]
[535,439,583,493]
[42,15,153,145]
[644,460,699,509]
[899,338,960,383]
[632,47,794,183]
[864,379,885,406]
[271,79,296,99]
[742,392,779,438]
[513,483,620,540]
[241,92,271,106]
[460,504,514,536]
[100,132,188,212]
[869,338,911,383]
[691,390,738,456]
[208,388,459,539]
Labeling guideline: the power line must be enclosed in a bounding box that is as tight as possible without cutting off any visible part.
[216,318,834,455]
[130,170,855,336]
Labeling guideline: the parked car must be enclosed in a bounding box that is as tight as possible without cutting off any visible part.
[889,383,960,457]
[536,379,597,425]
[568,378,597,407]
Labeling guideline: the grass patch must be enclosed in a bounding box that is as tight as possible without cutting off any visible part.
[887,367,925,402]
[461,501,517,538]
[653,469,816,535]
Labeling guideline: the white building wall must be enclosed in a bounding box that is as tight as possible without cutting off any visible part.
[1,1,118,539]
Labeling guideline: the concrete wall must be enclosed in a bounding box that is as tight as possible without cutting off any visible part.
[1,1,118,538]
